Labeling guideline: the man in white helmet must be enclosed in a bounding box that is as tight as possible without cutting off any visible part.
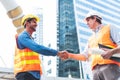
[62,11,120,80]
[14,14,68,80]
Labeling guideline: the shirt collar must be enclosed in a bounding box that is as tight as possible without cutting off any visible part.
[93,24,103,33]
[23,30,34,39]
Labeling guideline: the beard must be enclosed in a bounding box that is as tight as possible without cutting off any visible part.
[30,26,36,31]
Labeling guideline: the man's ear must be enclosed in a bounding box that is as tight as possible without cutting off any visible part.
[25,21,30,26]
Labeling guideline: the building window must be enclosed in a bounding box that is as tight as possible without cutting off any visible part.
[47,69,52,74]
[48,60,51,65]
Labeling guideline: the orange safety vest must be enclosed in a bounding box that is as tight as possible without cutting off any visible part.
[14,35,42,75]
[88,24,120,70]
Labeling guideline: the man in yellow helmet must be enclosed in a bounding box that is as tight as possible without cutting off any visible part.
[14,14,67,80]
[21,14,40,28]
[62,11,120,80]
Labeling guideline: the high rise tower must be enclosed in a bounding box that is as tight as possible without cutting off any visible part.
[57,0,81,78]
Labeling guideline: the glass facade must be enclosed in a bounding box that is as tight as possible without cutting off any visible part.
[57,0,81,78]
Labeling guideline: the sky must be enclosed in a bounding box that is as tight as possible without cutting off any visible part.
[0,0,57,68]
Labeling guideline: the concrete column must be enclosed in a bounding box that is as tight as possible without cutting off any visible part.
[0,0,24,34]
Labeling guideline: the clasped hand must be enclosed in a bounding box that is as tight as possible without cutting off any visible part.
[57,51,69,60]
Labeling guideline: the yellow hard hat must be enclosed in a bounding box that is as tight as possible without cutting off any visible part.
[21,14,40,26]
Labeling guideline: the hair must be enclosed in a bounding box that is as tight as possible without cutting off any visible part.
[96,18,102,24]
[86,15,102,24]
[24,18,35,28]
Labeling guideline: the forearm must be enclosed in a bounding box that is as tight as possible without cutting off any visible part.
[111,46,120,54]
[68,53,87,61]
[31,44,58,56]
[18,37,58,56]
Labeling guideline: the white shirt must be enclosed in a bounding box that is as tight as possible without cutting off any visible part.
[82,24,120,58]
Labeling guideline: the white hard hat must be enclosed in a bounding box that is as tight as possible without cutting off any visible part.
[84,11,102,21]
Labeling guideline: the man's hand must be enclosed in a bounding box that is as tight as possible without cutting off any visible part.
[57,51,69,60]
[101,48,113,59]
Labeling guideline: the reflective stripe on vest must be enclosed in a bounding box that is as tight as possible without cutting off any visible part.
[88,24,120,69]
[14,47,42,75]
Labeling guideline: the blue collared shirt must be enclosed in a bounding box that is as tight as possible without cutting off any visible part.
[17,30,58,79]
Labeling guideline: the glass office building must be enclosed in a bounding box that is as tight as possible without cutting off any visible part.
[57,0,120,80]
[57,0,81,78]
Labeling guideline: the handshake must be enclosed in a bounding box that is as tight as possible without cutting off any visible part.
[57,51,69,60]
